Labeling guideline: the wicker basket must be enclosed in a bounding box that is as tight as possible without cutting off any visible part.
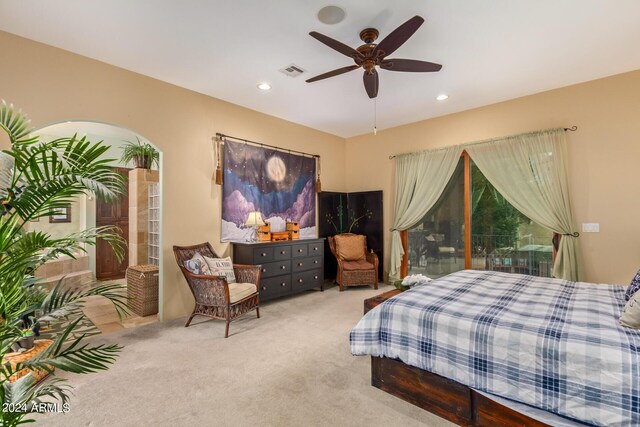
[3,339,54,383]
[127,264,159,316]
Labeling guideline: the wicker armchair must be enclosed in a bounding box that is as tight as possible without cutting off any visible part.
[328,233,379,292]
[173,242,261,338]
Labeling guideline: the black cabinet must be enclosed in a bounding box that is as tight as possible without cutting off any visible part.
[232,238,325,301]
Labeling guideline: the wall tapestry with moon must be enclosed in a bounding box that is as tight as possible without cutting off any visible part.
[221,140,316,242]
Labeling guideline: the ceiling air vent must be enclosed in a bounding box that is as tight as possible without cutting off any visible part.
[278,64,306,78]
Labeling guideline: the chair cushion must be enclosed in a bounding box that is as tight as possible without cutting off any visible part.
[438,246,456,254]
[335,234,366,261]
[342,259,374,271]
[625,269,640,301]
[229,282,258,303]
[184,252,211,275]
[204,256,237,284]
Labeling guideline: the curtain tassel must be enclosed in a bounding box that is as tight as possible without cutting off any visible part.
[214,136,223,185]
[315,156,322,192]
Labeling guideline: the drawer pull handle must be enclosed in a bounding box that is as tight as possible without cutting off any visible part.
[298,279,303,283]
[314,276,318,279]
[261,286,267,291]
[281,282,286,287]
[313,247,318,251]
[298,249,303,253]
[261,252,267,257]
[262,268,267,273]
[314,260,318,264]
[281,251,286,255]
[280,266,286,270]
[298,262,303,266]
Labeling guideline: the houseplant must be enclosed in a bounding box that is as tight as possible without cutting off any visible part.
[120,136,159,170]
[0,100,129,425]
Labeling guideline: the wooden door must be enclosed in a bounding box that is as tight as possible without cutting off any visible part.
[96,168,129,279]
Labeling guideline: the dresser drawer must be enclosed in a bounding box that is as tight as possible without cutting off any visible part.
[258,260,290,278]
[292,269,323,292]
[308,241,323,255]
[291,244,308,258]
[253,247,274,263]
[292,256,323,273]
[259,276,292,300]
[273,246,291,260]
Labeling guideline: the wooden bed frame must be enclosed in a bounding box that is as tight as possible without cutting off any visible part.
[365,290,551,427]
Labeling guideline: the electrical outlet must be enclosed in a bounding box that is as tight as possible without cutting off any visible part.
[581,223,600,233]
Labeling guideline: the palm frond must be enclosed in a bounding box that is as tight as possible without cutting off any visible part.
[38,280,129,322]
[0,101,35,145]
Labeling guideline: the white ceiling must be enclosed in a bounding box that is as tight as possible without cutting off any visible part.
[1,1,640,138]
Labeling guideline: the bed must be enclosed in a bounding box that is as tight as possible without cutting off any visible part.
[350,270,640,426]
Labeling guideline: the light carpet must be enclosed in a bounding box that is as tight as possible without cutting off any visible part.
[40,284,453,427]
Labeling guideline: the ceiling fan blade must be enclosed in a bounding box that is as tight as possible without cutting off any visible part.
[374,16,424,58]
[380,59,442,72]
[309,31,361,59]
[363,69,379,99]
[306,65,360,83]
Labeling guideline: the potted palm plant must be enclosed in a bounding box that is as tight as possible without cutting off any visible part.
[120,137,159,169]
[0,100,129,425]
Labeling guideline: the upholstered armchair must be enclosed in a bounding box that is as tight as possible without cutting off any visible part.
[328,233,379,291]
[173,242,261,338]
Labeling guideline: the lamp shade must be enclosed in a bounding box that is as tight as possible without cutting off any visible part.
[245,211,266,227]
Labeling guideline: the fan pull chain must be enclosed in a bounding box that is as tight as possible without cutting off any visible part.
[373,98,377,135]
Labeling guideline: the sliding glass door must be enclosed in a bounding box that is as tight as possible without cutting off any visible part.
[470,160,553,277]
[407,158,465,278]
[406,153,554,278]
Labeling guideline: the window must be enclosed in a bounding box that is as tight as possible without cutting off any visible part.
[407,153,554,278]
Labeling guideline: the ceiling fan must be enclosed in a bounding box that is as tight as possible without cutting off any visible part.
[306,15,442,99]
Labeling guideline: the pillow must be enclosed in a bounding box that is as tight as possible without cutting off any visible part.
[620,291,640,329]
[184,252,210,275]
[204,256,237,284]
[625,270,640,301]
[335,234,366,261]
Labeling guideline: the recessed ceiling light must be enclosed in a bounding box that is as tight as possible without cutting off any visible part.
[317,6,346,25]
[436,94,449,101]
[257,82,272,91]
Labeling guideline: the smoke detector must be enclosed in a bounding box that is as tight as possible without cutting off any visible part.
[279,64,306,78]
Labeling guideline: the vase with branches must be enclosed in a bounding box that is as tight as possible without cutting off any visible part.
[0,101,129,426]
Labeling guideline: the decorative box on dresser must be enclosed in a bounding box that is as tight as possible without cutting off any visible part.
[232,238,325,301]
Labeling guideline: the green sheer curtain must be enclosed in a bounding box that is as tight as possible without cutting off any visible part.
[465,128,582,281]
[389,146,462,280]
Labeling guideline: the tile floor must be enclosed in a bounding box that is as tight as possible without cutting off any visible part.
[82,280,158,334]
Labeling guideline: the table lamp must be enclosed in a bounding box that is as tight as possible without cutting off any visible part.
[245,211,266,242]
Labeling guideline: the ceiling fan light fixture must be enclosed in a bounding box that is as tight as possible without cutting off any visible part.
[436,94,449,101]
[257,82,272,91]
[317,6,346,25]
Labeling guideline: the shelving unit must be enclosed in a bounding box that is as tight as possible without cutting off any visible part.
[148,183,160,266]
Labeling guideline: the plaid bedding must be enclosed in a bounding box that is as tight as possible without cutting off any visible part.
[350,270,640,426]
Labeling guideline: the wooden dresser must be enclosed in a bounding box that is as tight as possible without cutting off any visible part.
[232,238,325,301]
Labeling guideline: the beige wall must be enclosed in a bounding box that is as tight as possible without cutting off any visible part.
[3,28,638,318]
[0,31,346,320]
[26,200,81,239]
[346,70,640,285]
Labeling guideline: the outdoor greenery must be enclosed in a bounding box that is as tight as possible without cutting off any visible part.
[0,101,128,426]
[471,163,528,252]
[120,137,159,170]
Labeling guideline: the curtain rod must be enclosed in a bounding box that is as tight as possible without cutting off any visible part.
[215,133,320,158]
[388,126,578,159]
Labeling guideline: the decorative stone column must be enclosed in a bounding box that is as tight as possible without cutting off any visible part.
[129,169,159,266]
